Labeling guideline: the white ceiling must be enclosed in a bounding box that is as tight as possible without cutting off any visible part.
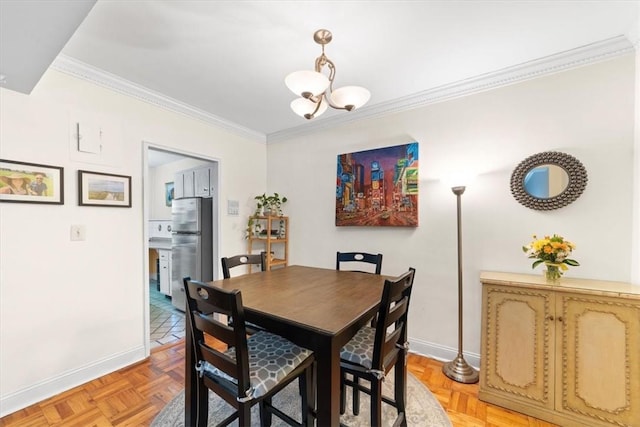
[1,1,638,140]
[147,148,192,168]
[0,0,96,93]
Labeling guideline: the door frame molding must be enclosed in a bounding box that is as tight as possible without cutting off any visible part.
[142,141,221,356]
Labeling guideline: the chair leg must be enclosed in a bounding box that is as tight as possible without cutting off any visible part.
[340,371,346,414]
[240,400,252,427]
[395,353,408,427]
[259,397,273,426]
[352,376,360,416]
[196,381,209,427]
[370,379,383,427]
[302,366,315,427]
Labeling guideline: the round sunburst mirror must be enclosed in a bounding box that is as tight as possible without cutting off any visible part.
[510,151,588,210]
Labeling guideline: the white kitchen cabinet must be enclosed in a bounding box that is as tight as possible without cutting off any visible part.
[174,169,195,199]
[183,170,195,197]
[479,271,640,427]
[158,249,172,296]
[174,165,215,198]
[194,167,214,197]
[174,172,184,199]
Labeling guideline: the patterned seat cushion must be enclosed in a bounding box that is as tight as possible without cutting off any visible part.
[201,330,312,400]
[340,325,375,369]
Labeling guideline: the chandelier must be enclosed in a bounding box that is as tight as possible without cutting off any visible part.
[285,29,370,120]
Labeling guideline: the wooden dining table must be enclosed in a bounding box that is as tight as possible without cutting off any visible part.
[184,265,389,427]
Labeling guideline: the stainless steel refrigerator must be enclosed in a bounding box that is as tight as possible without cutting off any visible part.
[171,197,213,311]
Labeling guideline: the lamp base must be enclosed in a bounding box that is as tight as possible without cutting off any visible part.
[443,355,479,384]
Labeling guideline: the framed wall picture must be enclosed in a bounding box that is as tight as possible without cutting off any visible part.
[0,159,64,204]
[165,182,174,207]
[336,142,419,227]
[78,170,132,207]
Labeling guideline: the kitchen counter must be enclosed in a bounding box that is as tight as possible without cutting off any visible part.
[149,237,172,250]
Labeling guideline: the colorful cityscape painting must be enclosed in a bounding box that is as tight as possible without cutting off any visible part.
[336,142,418,227]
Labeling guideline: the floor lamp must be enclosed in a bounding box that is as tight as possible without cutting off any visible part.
[442,185,479,383]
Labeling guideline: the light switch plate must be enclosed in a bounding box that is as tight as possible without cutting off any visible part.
[227,200,239,216]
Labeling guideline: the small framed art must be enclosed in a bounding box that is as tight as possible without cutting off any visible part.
[165,182,174,207]
[78,170,132,207]
[0,159,64,204]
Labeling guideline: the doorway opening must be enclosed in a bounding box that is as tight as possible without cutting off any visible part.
[143,144,220,351]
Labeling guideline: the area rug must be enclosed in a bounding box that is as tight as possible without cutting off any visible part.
[152,371,452,426]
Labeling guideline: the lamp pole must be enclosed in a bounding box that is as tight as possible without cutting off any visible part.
[442,185,479,384]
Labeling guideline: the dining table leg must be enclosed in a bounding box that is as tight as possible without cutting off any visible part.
[314,336,341,427]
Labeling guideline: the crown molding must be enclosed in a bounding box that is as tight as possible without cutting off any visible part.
[51,35,634,145]
[50,55,266,143]
[267,35,635,143]
[627,17,640,49]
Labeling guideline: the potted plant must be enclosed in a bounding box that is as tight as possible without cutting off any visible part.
[246,193,288,238]
[254,192,288,216]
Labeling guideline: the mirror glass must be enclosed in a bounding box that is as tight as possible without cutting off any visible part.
[510,151,587,211]
[523,164,569,199]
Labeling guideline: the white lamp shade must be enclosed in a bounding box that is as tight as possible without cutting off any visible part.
[290,97,328,118]
[285,70,330,97]
[330,86,370,109]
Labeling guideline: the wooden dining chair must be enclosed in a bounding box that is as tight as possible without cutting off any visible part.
[221,252,268,334]
[337,251,383,328]
[339,267,416,426]
[336,251,383,274]
[183,278,316,427]
[221,252,267,278]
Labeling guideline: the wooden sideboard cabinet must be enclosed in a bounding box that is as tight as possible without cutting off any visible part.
[479,272,640,427]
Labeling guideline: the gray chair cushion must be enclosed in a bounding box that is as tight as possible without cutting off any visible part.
[340,325,375,369]
[202,330,312,400]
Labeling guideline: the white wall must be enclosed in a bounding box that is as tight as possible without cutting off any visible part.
[267,55,636,364]
[0,70,267,415]
[632,15,640,285]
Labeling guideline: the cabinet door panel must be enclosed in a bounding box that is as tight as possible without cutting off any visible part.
[158,250,171,295]
[482,285,553,408]
[558,294,640,426]
[194,167,211,197]
[174,173,184,199]
[183,171,195,197]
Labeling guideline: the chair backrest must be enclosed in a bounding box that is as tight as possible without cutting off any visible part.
[336,251,383,274]
[221,253,267,279]
[371,267,415,373]
[183,277,252,403]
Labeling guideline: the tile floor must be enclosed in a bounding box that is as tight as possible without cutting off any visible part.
[149,279,185,349]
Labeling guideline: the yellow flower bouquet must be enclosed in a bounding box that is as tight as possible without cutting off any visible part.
[522,234,580,281]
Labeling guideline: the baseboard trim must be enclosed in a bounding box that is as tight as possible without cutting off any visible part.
[409,337,480,370]
[0,345,146,418]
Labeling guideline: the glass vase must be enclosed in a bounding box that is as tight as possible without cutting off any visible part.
[544,263,562,283]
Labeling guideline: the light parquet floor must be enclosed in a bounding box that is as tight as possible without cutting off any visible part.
[406,354,557,427]
[1,341,557,427]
